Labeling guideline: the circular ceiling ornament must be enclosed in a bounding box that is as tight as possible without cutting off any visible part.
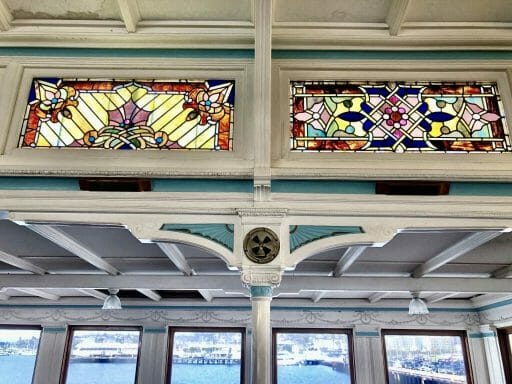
[243,227,280,264]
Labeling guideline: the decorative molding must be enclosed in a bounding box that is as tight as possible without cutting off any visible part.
[250,286,273,298]
[334,246,368,276]
[241,269,282,288]
[289,225,363,252]
[237,208,288,217]
[0,0,12,31]
[386,0,411,36]
[117,0,140,33]
[160,224,235,252]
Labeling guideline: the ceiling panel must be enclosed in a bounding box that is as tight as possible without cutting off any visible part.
[273,0,391,23]
[455,232,512,264]
[0,221,74,257]
[58,225,166,259]
[406,0,512,22]
[139,0,252,22]
[348,261,417,275]
[188,258,234,274]
[23,256,99,273]
[6,0,121,20]
[433,263,505,275]
[106,257,179,273]
[359,232,472,263]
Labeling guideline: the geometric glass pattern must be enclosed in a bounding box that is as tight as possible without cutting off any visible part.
[20,78,234,151]
[291,81,510,152]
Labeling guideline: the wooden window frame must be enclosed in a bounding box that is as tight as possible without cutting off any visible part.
[60,325,143,384]
[381,329,474,384]
[272,327,355,384]
[166,326,246,384]
[498,327,512,383]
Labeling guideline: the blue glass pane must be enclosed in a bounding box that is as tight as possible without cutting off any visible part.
[0,329,41,384]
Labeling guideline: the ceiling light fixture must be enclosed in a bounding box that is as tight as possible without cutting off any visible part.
[102,289,122,310]
[408,291,429,315]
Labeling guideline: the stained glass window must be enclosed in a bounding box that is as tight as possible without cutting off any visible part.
[20,78,235,150]
[291,81,509,153]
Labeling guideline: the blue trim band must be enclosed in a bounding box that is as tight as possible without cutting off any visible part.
[0,177,79,190]
[144,328,167,334]
[43,327,66,333]
[272,180,375,194]
[355,331,380,337]
[152,179,253,193]
[250,286,273,298]
[476,298,512,312]
[0,48,254,59]
[273,50,512,61]
[469,332,496,339]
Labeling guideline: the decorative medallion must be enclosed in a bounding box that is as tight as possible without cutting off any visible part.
[243,227,280,264]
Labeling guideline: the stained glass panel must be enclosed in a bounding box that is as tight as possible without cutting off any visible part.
[291,81,510,152]
[20,78,235,150]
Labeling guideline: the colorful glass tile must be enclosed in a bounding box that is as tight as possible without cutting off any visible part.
[291,81,510,152]
[19,78,235,150]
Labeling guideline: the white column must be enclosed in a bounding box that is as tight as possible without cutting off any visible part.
[137,327,168,384]
[354,327,386,384]
[250,285,273,384]
[33,326,68,384]
[479,325,507,384]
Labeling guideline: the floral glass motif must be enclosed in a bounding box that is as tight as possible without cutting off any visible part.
[291,81,510,152]
[19,78,235,150]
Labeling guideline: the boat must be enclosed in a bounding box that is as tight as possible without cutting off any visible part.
[71,341,139,363]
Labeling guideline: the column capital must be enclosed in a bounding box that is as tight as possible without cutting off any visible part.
[241,267,282,288]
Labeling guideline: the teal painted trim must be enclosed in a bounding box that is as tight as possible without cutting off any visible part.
[0,177,79,190]
[250,286,273,298]
[469,332,496,339]
[271,306,477,313]
[476,298,512,312]
[289,225,363,252]
[450,182,512,196]
[355,331,380,337]
[273,50,512,61]
[144,328,168,334]
[0,48,254,59]
[43,327,66,333]
[152,179,253,193]
[160,223,234,251]
[272,180,375,194]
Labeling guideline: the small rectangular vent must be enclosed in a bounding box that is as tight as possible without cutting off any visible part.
[79,178,151,192]
[376,181,450,196]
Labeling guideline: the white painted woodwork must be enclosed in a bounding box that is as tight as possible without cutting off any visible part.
[368,292,391,303]
[0,0,12,31]
[311,291,327,303]
[0,274,511,294]
[480,325,507,384]
[334,246,368,276]
[137,329,168,384]
[15,288,59,300]
[28,224,120,275]
[386,0,410,35]
[198,289,214,302]
[413,231,504,277]
[251,294,272,384]
[157,242,194,276]
[0,288,9,300]
[33,328,68,384]
[0,249,46,274]
[117,0,140,32]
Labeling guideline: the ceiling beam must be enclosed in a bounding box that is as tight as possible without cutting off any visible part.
[493,264,512,279]
[0,288,9,301]
[157,243,194,276]
[198,289,214,302]
[116,0,140,33]
[0,250,47,275]
[15,288,59,301]
[413,231,503,278]
[333,246,367,276]
[27,224,120,275]
[386,0,411,36]
[76,289,108,300]
[426,292,459,304]
[1,274,511,294]
[311,291,327,303]
[136,288,161,301]
[368,292,391,303]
